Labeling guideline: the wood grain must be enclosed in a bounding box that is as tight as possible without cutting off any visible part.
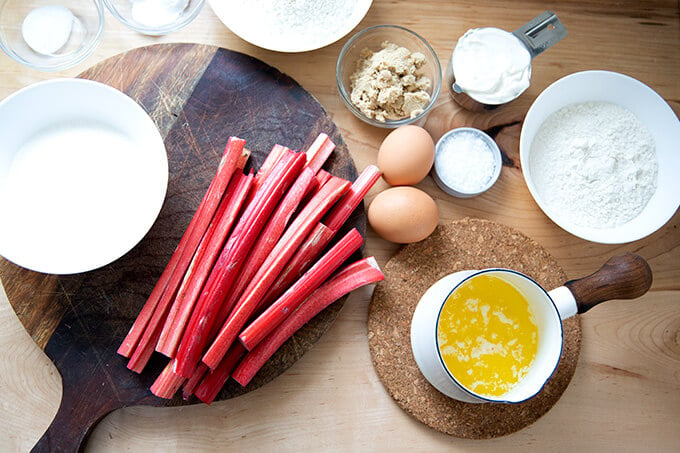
[0,1,678,451]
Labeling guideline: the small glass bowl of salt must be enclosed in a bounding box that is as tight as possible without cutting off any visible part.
[103,0,205,35]
[432,127,502,198]
[0,0,104,71]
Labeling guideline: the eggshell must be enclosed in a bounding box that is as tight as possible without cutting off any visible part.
[378,125,435,186]
[368,186,439,243]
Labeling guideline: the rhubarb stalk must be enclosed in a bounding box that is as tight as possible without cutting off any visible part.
[232,257,384,387]
[194,343,247,405]
[201,177,351,369]
[173,151,305,378]
[182,362,209,400]
[252,144,287,193]
[156,171,254,357]
[237,228,363,351]
[324,165,381,231]
[211,166,317,334]
[305,133,335,173]
[315,169,333,187]
[150,359,186,399]
[118,137,245,358]
[262,165,381,305]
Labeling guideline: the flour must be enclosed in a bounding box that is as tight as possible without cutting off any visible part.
[530,101,657,229]
[229,0,358,49]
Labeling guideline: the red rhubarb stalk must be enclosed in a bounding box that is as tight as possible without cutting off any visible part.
[211,166,317,334]
[237,148,251,170]
[156,171,254,357]
[237,228,363,351]
[173,151,305,378]
[150,359,186,399]
[182,362,208,400]
[118,137,245,358]
[261,223,335,307]
[305,133,335,173]
[201,177,351,369]
[252,144,287,193]
[127,323,162,373]
[324,165,381,231]
[315,169,332,187]
[262,165,381,305]
[232,257,384,387]
[194,343,247,405]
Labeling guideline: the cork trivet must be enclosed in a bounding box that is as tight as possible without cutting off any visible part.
[367,217,582,438]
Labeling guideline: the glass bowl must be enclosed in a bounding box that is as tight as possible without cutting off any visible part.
[336,24,442,129]
[103,0,204,35]
[0,0,104,71]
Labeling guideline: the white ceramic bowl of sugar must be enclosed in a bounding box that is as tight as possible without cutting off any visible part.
[520,70,680,244]
[0,79,168,274]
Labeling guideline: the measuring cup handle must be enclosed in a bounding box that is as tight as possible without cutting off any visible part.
[564,253,653,314]
[512,10,568,59]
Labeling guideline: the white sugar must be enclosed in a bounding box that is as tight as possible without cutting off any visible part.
[130,0,189,28]
[22,6,77,55]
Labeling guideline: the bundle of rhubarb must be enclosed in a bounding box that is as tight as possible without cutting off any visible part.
[118,133,384,404]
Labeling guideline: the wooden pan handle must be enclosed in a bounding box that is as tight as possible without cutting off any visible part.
[565,253,652,314]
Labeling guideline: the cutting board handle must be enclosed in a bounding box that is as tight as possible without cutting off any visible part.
[31,386,118,453]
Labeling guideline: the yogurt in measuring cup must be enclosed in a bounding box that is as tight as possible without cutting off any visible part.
[450,27,532,105]
[446,11,567,111]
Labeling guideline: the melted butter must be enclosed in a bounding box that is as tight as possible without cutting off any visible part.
[437,274,538,398]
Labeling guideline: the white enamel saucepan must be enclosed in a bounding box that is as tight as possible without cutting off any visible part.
[411,253,652,403]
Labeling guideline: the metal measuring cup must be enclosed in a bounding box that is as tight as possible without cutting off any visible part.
[445,11,568,112]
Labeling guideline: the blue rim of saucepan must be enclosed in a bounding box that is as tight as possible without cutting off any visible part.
[434,268,564,404]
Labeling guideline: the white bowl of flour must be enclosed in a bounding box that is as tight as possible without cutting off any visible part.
[520,70,680,244]
[210,0,373,52]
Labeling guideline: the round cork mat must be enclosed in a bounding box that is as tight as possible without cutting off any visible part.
[367,217,582,439]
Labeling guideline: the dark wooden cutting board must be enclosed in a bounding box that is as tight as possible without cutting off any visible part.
[0,43,364,452]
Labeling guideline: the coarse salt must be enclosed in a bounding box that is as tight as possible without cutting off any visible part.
[435,130,499,194]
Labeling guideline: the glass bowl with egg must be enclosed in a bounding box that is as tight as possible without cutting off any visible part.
[103,0,205,35]
[0,0,104,71]
[336,24,442,128]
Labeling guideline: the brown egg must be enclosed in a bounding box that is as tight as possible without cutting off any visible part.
[368,186,439,243]
[378,125,435,186]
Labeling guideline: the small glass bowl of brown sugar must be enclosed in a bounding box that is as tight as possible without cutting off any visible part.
[336,24,442,128]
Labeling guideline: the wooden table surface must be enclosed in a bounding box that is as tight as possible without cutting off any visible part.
[1,1,678,451]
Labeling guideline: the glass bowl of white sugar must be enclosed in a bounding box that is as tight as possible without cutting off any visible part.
[520,70,680,244]
[103,0,205,35]
[0,0,104,71]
